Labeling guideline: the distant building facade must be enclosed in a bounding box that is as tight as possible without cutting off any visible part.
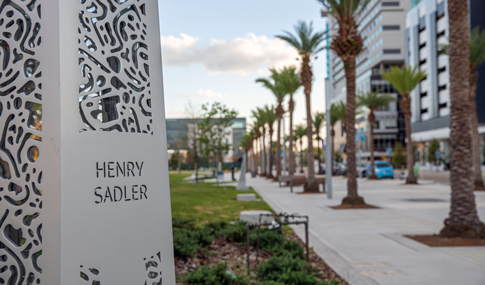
[328,0,411,160]
[165,118,247,162]
[406,0,485,166]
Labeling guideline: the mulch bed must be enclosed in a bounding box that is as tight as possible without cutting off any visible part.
[175,233,348,284]
[330,204,380,209]
[406,234,485,247]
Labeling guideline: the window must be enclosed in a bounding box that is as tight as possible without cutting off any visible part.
[382,1,400,7]
[383,25,400,31]
[383,49,401,54]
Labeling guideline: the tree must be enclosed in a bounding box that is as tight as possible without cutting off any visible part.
[197,102,238,185]
[357,91,395,179]
[313,112,326,174]
[252,108,267,176]
[240,134,252,172]
[294,124,307,174]
[275,66,302,176]
[330,102,347,173]
[169,150,180,171]
[263,105,277,178]
[441,26,485,190]
[382,65,426,184]
[256,72,287,178]
[276,21,326,192]
[318,0,370,204]
[391,143,407,169]
[185,100,202,182]
[440,0,485,239]
[427,139,441,166]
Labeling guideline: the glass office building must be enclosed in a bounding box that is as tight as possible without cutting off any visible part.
[165,118,247,160]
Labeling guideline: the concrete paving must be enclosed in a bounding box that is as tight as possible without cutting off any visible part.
[245,174,485,285]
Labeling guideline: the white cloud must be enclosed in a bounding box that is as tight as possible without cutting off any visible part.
[161,33,299,75]
[178,89,229,99]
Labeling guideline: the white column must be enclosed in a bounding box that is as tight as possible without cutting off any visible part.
[0,1,175,284]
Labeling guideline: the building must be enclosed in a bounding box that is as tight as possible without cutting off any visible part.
[328,0,411,160]
[405,0,485,166]
[165,118,247,162]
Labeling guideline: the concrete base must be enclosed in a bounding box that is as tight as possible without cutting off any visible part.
[236,186,250,191]
[237,193,256,201]
[240,210,272,225]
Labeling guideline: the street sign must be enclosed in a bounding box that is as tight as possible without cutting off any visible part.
[360,128,365,142]
[435,151,440,158]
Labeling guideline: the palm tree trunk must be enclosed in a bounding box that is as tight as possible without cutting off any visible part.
[289,96,295,176]
[261,127,266,176]
[402,95,417,184]
[440,0,485,238]
[301,56,318,192]
[268,129,274,178]
[342,57,363,205]
[470,72,485,190]
[369,111,377,179]
[317,135,322,174]
[276,114,282,178]
[299,139,304,173]
[251,145,256,175]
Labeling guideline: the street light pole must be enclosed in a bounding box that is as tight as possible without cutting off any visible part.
[325,78,333,199]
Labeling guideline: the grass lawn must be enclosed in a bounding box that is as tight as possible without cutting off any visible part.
[170,173,273,225]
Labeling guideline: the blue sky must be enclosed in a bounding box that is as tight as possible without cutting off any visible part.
[158,0,329,131]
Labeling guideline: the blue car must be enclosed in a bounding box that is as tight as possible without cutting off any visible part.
[366,161,394,179]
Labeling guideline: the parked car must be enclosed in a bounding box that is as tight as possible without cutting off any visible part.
[366,161,394,179]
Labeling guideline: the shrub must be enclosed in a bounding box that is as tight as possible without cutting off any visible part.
[256,254,310,281]
[217,221,248,243]
[277,271,327,285]
[173,217,198,231]
[173,228,202,258]
[182,262,249,285]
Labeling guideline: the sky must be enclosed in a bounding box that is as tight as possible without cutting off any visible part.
[158,0,329,136]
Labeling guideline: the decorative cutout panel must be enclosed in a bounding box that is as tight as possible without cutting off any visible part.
[78,0,153,134]
[144,252,162,285]
[0,1,43,285]
[78,252,162,284]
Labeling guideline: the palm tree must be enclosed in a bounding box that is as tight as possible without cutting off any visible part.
[441,26,485,190]
[275,66,302,176]
[276,21,326,192]
[318,0,370,204]
[294,124,307,174]
[330,102,347,175]
[439,0,485,238]
[382,65,426,184]
[256,72,287,178]
[240,134,252,172]
[357,91,396,179]
[313,112,326,174]
[252,108,267,176]
[249,123,261,175]
[264,105,277,178]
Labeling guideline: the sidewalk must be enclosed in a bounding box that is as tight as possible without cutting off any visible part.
[245,175,485,285]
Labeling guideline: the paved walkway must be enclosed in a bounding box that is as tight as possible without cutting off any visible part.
[244,175,485,285]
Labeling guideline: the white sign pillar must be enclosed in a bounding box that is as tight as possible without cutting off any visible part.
[0,1,175,284]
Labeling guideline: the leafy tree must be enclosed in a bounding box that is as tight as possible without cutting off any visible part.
[391,143,407,168]
[330,102,346,172]
[197,102,238,184]
[382,65,426,184]
[170,150,180,171]
[357,91,395,179]
[312,112,325,174]
[294,124,307,174]
[317,0,370,205]
[427,139,441,165]
[276,21,326,192]
[439,0,485,238]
